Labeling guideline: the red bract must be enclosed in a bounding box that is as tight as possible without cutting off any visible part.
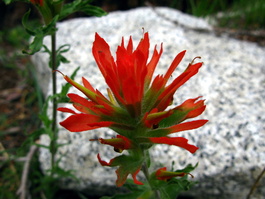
[97,154,143,187]
[155,167,187,181]
[90,135,132,153]
[58,32,207,187]
[149,137,199,154]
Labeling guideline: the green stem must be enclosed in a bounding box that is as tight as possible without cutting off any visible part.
[142,152,161,199]
[50,29,57,175]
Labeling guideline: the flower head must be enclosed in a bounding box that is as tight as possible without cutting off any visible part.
[58,32,207,187]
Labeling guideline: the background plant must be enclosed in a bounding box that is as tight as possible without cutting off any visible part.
[1,0,106,198]
[0,0,264,198]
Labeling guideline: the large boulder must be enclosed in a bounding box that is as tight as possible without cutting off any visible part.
[33,7,265,199]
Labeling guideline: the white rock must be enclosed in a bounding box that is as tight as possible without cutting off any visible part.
[33,7,265,199]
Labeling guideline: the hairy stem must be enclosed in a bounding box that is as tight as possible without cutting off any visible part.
[50,30,57,175]
[142,152,161,199]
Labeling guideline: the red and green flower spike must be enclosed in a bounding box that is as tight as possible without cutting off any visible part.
[58,31,208,187]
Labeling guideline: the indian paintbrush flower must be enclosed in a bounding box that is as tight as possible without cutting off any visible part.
[58,32,207,187]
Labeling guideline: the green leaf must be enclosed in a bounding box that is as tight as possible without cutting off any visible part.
[146,128,169,137]
[101,179,154,199]
[2,0,13,4]
[42,45,51,55]
[55,142,70,150]
[159,110,187,128]
[55,44,71,68]
[22,128,46,146]
[100,192,144,199]
[123,179,148,192]
[113,155,144,187]
[22,13,58,55]
[99,153,144,187]
[174,162,198,173]
[150,163,199,199]
[38,96,52,128]
[41,15,58,35]
[23,33,45,55]
[159,183,183,199]
[59,0,107,20]
[100,181,152,199]
[22,10,36,36]
[34,143,49,149]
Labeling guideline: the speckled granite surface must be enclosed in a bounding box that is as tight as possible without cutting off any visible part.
[32,7,265,199]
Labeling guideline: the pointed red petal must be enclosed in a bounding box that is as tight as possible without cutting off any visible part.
[57,107,77,114]
[92,33,116,79]
[131,167,144,185]
[68,93,91,107]
[59,114,112,132]
[146,44,163,85]
[149,137,199,153]
[168,120,208,134]
[126,36,133,53]
[186,105,206,119]
[97,154,111,166]
[67,93,97,114]
[164,50,186,80]
[82,77,96,92]
[156,62,202,110]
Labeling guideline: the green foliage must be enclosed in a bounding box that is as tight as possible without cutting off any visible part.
[218,0,265,29]
[0,162,21,199]
[100,180,152,199]
[59,0,107,20]
[169,0,265,29]
[0,26,30,47]
[159,111,187,128]
[43,44,71,69]
[150,163,198,199]
[22,10,58,55]
[100,162,198,199]
[188,0,228,17]
[1,0,107,198]
[3,0,28,4]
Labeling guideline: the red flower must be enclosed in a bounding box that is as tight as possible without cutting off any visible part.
[59,32,206,133]
[58,32,207,187]
[30,0,43,6]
